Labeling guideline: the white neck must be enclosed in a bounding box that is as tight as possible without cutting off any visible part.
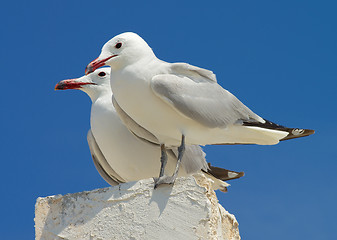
[82,86,111,103]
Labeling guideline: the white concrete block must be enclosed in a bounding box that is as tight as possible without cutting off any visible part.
[35,175,240,240]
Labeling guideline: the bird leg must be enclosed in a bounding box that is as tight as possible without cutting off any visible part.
[158,144,168,178]
[171,134,185,179]
[154,135,185,189]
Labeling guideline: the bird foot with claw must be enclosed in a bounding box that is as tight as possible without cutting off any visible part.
[153,175,176,189]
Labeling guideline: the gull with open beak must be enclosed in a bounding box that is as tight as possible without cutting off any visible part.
[55,68,244,191]
[85,32,314,188]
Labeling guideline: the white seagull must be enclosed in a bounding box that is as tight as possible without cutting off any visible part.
[85,32,314,187]
[55,68,244,191]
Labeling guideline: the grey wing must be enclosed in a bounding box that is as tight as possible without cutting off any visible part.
[87,130,125,186]
[169,145,209,174]
[151,70,264,128]
[171,62,217,83]
[112,97,159,145]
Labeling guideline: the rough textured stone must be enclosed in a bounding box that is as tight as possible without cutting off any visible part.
[35,175,240,240]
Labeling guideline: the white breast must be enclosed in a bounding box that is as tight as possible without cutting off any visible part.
[90,93,188,181]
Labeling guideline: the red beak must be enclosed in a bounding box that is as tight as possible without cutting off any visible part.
[55,79,96,90]
[85,55,116,75]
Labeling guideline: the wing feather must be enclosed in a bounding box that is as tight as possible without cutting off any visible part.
[87,130,125,186]
[171,62,217,83]
[151,66,263,128]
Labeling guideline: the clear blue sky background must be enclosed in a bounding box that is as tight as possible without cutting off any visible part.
[1,1,336,239]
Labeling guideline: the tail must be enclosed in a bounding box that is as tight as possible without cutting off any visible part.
[242,118,315,141]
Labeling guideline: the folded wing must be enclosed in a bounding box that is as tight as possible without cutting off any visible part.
[151,63,264,129]
[87,130,125,186]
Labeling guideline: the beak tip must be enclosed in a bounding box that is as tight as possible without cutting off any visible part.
[85,55,115,75]
[54,82,66,90]
[85,64,93,75]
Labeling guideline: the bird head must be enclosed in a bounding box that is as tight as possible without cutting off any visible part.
[85,32,155,74]
[55,68,111,101]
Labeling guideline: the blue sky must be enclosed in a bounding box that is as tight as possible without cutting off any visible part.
[1,1,336,239]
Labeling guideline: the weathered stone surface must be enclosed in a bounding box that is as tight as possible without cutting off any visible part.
[35,175,240,240]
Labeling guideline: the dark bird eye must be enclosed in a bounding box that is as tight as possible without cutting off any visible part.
[115,42,122,49]
[98,72,106,77]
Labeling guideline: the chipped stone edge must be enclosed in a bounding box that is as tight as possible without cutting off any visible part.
[35,176,240,240]
[193,174,240,240]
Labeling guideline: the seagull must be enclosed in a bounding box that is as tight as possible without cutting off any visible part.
[85,32,314,187]
[55,68,244,191]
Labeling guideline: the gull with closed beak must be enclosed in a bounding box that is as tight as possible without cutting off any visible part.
[55,68,244,191]
[85,32,314,188]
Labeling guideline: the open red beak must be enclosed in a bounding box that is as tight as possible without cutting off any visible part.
[55,79,96,90]
[85,55,116,75]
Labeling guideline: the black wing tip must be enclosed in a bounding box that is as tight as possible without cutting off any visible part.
[237,171,245,178]
[206,163,245,181]
[280,128,315,141]
[243,118,315,141]
[229,171,245,180]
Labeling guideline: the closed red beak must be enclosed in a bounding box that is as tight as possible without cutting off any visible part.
[85,55,116,75]
[55,79,96,90]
